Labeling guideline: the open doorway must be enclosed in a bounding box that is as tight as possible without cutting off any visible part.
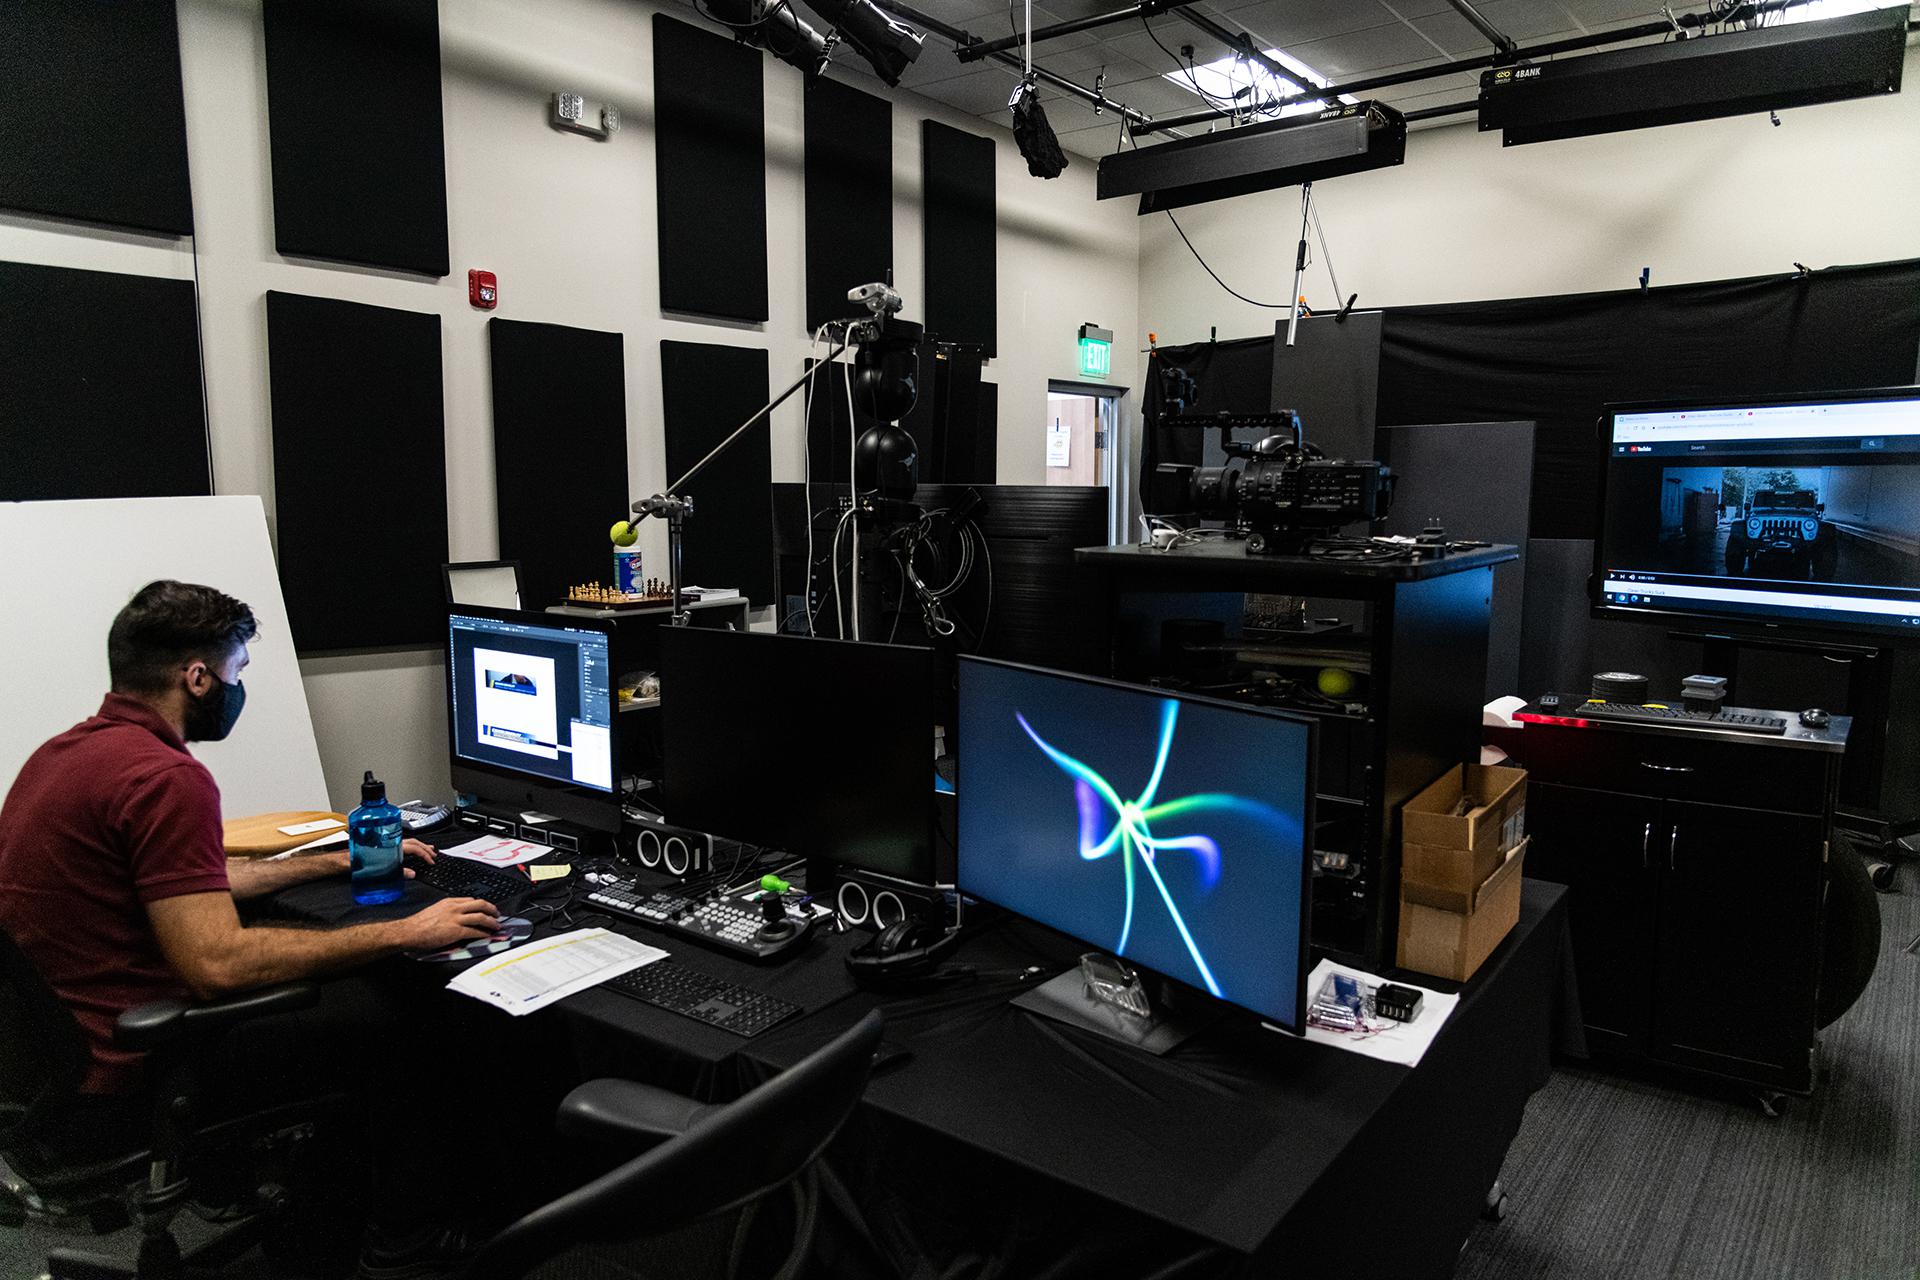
[1045,381,1128,544]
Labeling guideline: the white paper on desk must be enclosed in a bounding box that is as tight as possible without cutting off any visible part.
[441,835,553,867]
[446,928,665,1016]
[1293,959,1460,1068]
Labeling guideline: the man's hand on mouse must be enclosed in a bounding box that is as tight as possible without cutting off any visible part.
[397,897,500,950]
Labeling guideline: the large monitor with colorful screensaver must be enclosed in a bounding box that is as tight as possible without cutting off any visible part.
[957,657,1315,1034]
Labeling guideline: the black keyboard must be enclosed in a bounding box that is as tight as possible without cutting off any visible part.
[409,857,533,903]
[606,960,801,1038]
[1576,701,1788,734]
[584,882,814,960]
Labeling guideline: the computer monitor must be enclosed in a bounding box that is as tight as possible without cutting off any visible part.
[659,628,936,882]
[1596,389,1920,636]
[957,657,1316,1039]
[445,607,620,832]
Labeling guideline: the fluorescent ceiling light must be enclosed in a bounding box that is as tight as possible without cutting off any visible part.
[1164,48,1353,120]
[1776,0,1908,21]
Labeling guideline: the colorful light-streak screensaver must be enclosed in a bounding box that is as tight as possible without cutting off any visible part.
[958,659,1312,1030]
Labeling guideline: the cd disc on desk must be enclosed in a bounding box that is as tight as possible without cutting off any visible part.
[414,916,533,963]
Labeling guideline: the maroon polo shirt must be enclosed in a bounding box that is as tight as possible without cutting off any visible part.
[0,694,230,1094]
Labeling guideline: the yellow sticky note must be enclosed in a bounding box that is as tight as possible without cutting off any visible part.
[529,864,572,882]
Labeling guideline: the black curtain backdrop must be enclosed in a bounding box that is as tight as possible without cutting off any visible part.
[1144,260,1920,540]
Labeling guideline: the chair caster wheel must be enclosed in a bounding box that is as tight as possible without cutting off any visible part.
[1755,1091,1788,1119]
[1482,1179,1510,1221]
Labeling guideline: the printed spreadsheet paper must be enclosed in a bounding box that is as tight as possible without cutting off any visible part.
[446,928,665,1015]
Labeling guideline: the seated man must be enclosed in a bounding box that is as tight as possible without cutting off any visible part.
[0,580,501,1278]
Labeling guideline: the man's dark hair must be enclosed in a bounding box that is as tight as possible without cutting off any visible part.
[107,580,259,694]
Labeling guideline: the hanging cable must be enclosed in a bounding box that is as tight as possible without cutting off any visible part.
[844,350,860,640]
[1165,209,1292,309]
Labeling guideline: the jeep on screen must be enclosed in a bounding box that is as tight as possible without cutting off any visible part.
[1726,490,1839,580]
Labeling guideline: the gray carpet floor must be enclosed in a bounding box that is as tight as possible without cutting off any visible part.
[1457,863,1920,1280]
[9,870,1918,1280]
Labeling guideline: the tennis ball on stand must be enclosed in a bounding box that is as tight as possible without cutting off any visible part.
[1317,667,1356,698]
[609,520,639,547]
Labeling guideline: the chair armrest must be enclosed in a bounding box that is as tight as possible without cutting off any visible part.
[115,982,321,1052]
[556,1078,715,1154]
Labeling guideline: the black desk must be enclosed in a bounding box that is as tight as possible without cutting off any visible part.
[274,864,1570,1276]
[563,881,1573,1279]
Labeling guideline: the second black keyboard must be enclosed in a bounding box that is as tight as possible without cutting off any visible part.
[1576,701,1788,734]
[605,960,801,1038]
[409,857,534,904]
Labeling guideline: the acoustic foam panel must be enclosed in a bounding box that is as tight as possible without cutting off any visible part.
[266,292,448,651]
[1267,311,1383,465]
[653,16,768,322]
[804,76,892,334]
[922,120,996,356]
[1378,421,1535,701]
[262,0,449,276]
[660,341,776,605]
[0,260,208,501]
[0,0,193,234]
[487,319,629,606]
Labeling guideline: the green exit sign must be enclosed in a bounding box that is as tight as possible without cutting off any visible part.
[1077,323,1113,380]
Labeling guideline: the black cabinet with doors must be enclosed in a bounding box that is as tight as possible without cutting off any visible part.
[1502,713,1846,1095]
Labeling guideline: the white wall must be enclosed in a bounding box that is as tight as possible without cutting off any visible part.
[1137,44,1920,348]
[0,0,1140,812]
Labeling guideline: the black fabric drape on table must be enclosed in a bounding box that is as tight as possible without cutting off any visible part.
[1144,259,1920,538]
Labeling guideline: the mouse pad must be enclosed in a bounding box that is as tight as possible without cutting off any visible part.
[412,916,533,963]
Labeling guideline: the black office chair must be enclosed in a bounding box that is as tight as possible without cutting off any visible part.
[460,1009,885,1280]
[0,924,327,1280]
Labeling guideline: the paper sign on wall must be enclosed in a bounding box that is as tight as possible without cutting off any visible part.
[1047,423,1071,468]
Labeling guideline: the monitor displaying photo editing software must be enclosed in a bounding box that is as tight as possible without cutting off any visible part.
[957,658,1315,1034]
[446,609,618,830]
[1597,390,1920,636]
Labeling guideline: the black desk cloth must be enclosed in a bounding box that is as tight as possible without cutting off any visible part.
[563,880,1574,1280]
[273,868,1572,1276]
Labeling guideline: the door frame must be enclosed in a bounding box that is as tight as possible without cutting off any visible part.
[1047,379,1130,545]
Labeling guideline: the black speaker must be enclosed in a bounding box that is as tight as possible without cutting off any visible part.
[832,869,945,932]
[623,816,712,878]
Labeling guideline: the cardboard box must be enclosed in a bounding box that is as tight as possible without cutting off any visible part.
[1396,839,1528,982]
[1401,763,1528,860]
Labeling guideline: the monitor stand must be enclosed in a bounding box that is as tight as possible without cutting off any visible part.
[1011,965,1226,1056]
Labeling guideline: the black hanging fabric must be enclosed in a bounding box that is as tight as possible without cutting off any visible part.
[1142,260,1920,539]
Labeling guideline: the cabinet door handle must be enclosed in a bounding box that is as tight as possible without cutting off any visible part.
[1641,822,1653,869]
[1668,826,1679,872]
[1640,761,1695,774]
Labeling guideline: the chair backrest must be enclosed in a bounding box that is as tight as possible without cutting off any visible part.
[465,1009,885,1280]
[0,924,90,1149]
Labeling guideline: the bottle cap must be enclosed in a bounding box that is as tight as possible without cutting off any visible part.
[361,770,385,805]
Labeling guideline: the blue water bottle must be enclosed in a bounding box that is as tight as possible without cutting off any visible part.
[349,770,405,906]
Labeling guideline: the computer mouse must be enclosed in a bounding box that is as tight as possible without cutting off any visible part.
[1799,708,1831,729]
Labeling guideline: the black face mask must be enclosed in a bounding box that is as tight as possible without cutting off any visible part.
[184,672,246,743]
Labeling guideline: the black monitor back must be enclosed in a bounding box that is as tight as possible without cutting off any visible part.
[658,628,935,882]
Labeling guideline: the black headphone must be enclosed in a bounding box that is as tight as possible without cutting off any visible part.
[844,917,964,987]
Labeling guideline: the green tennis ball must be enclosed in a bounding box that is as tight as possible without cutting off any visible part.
[609,520,639,547]
[1317,667,1356,697]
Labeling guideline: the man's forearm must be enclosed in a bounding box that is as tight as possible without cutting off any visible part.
[227,851,350,901]
[213,917,413,990]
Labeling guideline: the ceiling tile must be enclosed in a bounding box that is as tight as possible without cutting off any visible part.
[1200,0,1403,45]
[1460,0,1580,43]
[917,65,1027,113]
[1100,25,1243,72]
[1288,21,1440,78]
[1407,8,1502,56]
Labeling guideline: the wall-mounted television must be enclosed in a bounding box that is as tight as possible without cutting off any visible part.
[1594,388,1920,638]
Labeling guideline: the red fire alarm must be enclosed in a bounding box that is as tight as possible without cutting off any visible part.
[468,269,498,309]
